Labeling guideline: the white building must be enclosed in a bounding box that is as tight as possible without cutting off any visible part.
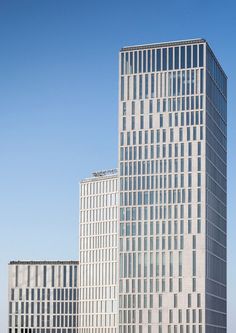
[118,39,227,333]
[78,170,119,333]
[8,260,79,333]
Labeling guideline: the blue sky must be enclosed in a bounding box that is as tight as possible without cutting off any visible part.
[0,0,235,331]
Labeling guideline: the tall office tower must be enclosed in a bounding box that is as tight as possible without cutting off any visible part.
[8,261,79,333]
[78,170,119,333]
[118,39,227,333]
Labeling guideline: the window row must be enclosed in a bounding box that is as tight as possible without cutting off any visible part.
[80,220,117,238]
[121,43,204,75]
[10,287,78,302]
[121,69,204,101]
[122,110,204,133]
[120,173,202,193]
[80,248,117,264]
[120,142,202,162]
[120,235,185,252]
[120,220,201,238]
[81,179,117,197]
[9,314,77,328]
[9,301,77,315]
[120,156,202,177]
[120,203,202,222]
[80,207,117,223]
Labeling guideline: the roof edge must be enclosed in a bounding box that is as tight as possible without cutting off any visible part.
[9,260,79,265]
[120,38,206,52]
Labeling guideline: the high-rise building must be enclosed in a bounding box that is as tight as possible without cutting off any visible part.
[8,261,79,333]
[78,170,119,333]
[118,39,227,333]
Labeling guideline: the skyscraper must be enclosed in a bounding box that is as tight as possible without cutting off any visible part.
[78,170,119,333]
[118,39,227,333]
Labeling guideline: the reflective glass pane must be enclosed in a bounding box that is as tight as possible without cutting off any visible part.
[134,51,137,73]
[156,49,161,71]
[193,45,197,67]
[143,50,146,73]
[168,48,173,70]
[199,44,204,67]
[121,53,124,75]
[148,50,151,72]
[152,49,155,72]
[162,48,167,71]
[187,46,191,68]
[181,46,185,69]
[139,51,142,73]
[175,47,179,69]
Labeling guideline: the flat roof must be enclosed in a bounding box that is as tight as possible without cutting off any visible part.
[120,38,206,51]
[120,38,227,79]
[9,260,79,265]
[81,169,118,183]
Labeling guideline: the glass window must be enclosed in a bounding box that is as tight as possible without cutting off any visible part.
[156,49,161,71]
[168,48,173,70]
[139,75,142,99]
[121,77,124,101]
[121,53,124,75]
[151,74,155,98]
[199,44,204,67]
[162,48,167,70]
[193,45,197,67]
[133,75,137,99]
[143,50,146,73]
[134,51,138,73]
[181,46,185,69]
[175,47,179,69]
[125,52,129,74]
[187,46,191,68]
[148,50,151,72]
[152,49,155,72]
[139,51,142,73]
[145,74,148,98]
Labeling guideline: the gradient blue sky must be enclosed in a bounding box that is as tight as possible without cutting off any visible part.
[0,0,235,331]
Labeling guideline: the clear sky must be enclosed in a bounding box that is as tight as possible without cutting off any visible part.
[0,0,235,331]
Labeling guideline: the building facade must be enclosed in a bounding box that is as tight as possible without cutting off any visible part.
[118,39,227,333]
[8,261,79,333]
[78,170,119,333]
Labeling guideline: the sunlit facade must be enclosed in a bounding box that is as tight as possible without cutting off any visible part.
[118,39,227,333]
[8,261,79,333]
[78,170,119,333]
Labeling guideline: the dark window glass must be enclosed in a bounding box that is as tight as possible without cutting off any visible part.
[199,44,204,67]
[125,52,129,74]
[162,48,167,70]
[175,47,179,69]
[193,45,197,67]
[134,51,137,73]
[27,266,30,287]
[148,50,151,72]
[168,48,173,70]
[143,50,146,73]
[69,266,73,287]
[139,51,142,73]
[74,265,77,287]
[121,77,124,101]
[130,52,133,74]
[52,266,55,287]
[63,266,67,287]
[187,46,191,68]
[152,49,155,72]
[15,266,18,287]
[43,266,47,288]
[121,53,124,75]
[181,46,185,69]
[156,49,161,71]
